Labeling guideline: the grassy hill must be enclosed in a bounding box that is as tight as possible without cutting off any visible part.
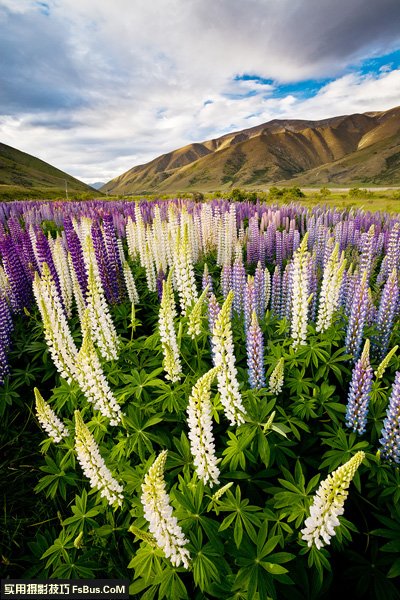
[0,143,97,200]
[102,106,400,195]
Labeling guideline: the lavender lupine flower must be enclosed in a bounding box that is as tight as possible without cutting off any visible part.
[212,291,246,425]
[159,273,182,382]
[231,258,246,315]
[91,221,117,304]
[244,276,255,333]
[345,271,369,361]
[74,410,123,507]
[141,450,191,568]
[202,263,213,294]
[372,269,399,359]
[187,366,220,486]
[246,311,265,390]
[102,213,124,301]
[301,451,365,549]
[379,370,400,464]
[345,339,373,435]
[291,234,311,349]
[0,236,33,312]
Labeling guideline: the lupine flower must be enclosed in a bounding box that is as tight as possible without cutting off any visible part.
[187,366,220,486]
[246,311,265,389]
[291,233,311,349]
[212,291,246,425]
[231,257,246,315]
[174,224,198,315]
[34,388,68,443]
[188,285,209,338]
[316,243,346,333]
[156,268,166,301]
[75,311,123,426]
[254,261,266,320]
[0,294,13,384]
[123,261,139,305]
[141,450,191,568]
[372,268,399,359]
[32,264,78,382]
[345,271,369,360]
[345,339,373,434]
[301,451,365,549]
[269,358,284,395]
[159,273,182,382]
[74,410,123,507]
[379,370,400,464]
[86,257,119,362]
[51,236,73,318]
[271,266,281,317]
[221,264,232,300]
[375,345,398,380]
[244,276,255,333]
[202,263,213,294]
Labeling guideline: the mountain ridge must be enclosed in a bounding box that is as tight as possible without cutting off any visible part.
[102,106,400,194]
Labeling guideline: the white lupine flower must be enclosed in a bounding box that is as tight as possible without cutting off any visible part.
[34,388,68,443]
[187,285,209,338]
[212,291,246,425]
[316,242,346,333]
[123,261,139,304]
[269,358,284,395]
[32,264,78,382]
[159,274,182,382]
[51,236,73,318]
[74,410,123,507]
[301,451,365,549]
[68,252,86,322]
[291,233,311,349]
[85,257,119,362]
[174,224,198,315]
[75,311,123,426]
[187,367,220,486]
[141,450,191,568]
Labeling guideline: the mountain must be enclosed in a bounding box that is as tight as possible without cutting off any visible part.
[0,142,97,199]
[90,181,107,190]
[102,106,400,194]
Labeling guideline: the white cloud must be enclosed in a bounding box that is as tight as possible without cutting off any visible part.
[0,0,400,183]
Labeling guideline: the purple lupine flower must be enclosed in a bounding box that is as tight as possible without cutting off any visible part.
[0,237,33,313]
[281,263,292,320]
[231,258,246,315]
[0,295,13,384]
[372,269,399,359]
[246,311,265,389]
[379,370,400,464]
[156,268,166,301]
[221,264,232,300]
[275,230,283,267]
[345,339,373,434]
[345,271,369,360]
[64,218,87,298]
[91,221,117,304]
[102,214,124,301]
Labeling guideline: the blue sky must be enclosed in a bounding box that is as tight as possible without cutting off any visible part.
[0,0,400,183]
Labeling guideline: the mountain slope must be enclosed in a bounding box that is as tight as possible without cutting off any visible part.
[0,143,96,197]
[102,106,400,194]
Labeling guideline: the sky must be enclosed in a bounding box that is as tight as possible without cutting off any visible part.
[1,0,400,185]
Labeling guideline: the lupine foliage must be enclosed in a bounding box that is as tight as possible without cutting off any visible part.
[1,198,400,599]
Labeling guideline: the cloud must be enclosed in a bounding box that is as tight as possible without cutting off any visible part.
[0,0,400,182]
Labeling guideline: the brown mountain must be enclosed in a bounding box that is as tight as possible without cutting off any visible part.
[102,106,400,194]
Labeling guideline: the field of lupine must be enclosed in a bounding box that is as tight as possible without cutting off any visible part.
[1,198,400,599]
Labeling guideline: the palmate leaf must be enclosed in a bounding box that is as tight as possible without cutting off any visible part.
[217,486,263,548]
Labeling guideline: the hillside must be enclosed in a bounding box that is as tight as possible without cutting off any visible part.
[102,106,400,194]
[0,143,96,199]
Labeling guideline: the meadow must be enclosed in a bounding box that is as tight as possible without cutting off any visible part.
[1,198,400,599]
